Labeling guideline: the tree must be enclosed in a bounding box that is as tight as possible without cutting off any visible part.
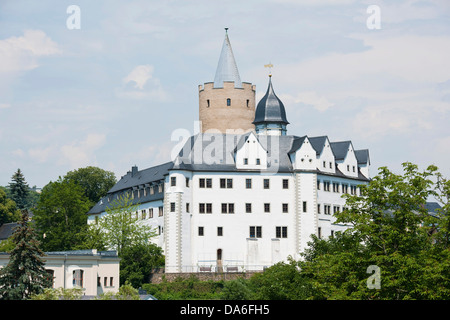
[32,178,91,251]
[298,162,450,300]
[93,193,157,256]
[0,188,20,225]
[8,169,30,210]
[64,166,116,206]
[0,210,52,300]
[119,242,165,287]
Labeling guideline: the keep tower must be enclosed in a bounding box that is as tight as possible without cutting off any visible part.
[199,29,256,133]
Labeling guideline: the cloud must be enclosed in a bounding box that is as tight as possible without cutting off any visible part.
[0,29,61,74]
[123,64,154,89]
[118,64,168,101]
[59,133,106,169]
[0,104,11,109]
[282,92,334,112]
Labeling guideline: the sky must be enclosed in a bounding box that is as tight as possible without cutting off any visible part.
[0,0,449,189]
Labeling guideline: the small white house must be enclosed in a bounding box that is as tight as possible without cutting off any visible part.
[0,249,120,296]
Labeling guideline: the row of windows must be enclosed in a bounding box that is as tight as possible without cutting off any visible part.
[195,202,304,214]
[198,226,288,239]
[206,98,251,108]
[317,204,347,215]
[318,180,359,194]
[199,178,289,189]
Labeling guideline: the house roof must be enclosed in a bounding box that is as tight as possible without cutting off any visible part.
[0,222,17,240]
[330,141,352,160]
[355,149,370,165]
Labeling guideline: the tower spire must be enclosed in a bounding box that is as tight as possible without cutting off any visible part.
[213,28,243,88]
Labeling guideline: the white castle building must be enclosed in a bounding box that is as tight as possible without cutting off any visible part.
[87,31,371,273]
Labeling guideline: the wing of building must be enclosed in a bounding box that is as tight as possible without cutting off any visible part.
[87,30,372,273]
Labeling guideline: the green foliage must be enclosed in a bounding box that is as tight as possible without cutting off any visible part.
[30,287,83,300]
[220,278,253,300]
[0,188,20,225]
[8,169,30,210]
[142,275,224,300]
[119,242,165,287]
[94,193,157,256]
[96,282,141,300]
[64,166,116,206]
[33,178,91,251]
[298,162,450,300]
[0,210,52,300]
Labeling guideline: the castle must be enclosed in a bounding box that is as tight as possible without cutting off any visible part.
[87,30,371,273]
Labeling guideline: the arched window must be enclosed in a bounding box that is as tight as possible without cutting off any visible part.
[73,269,84,288]
[227,98,231,106]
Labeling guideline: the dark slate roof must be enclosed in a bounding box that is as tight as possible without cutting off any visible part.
[355,149,370,165]
[109,161,173,194]
[173,133,296,173]
[0,222,17,240]
[330,141,352,160]
[253,77,289,125]
[308,136,328,156]
[87,162,173,215]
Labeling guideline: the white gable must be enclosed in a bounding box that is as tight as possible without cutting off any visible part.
[235,132,267,170]
[292,137,316,170]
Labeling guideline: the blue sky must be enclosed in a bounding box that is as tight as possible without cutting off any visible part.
[0,0,449,188]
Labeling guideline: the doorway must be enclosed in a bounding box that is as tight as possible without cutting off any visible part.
[217,249,223,273]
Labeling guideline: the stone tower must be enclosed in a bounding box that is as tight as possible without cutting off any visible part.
[199,29,256,134]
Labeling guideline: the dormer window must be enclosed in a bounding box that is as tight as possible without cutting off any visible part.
[244,158,248,165]
[256,158,261,165]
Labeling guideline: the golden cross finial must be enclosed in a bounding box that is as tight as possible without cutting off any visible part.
[264,63,273,77]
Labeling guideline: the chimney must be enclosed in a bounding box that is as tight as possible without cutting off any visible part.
[131,165,138,177]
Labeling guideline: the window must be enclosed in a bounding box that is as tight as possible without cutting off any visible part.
[221,203,234,214]
[171,177,176,187]
[186,203,190,213]
[333,183,339,193]
[329,162,333,169]
[104,277,108,287]
[347,164,350,172]
[141,209,146,219]
[263,179,270,189]
[245,203,252,213]
[220,178,233,188]
[256,158,261,165]
[250,226,262,238]
[323,161,326,168]
[350,185,357,195]
[317,204,321,214]
[110,277,114,287]
[282,203,288,213]
[318,227,322,239]
[342,184,348,194]
[217,227,223,236]
[186,177,189,187]
[353,166,356,172]
[324,205,331,215]
[282,179,289,189]
[246,178,252,189]
[158,206,163,216]
[317,179,320,190]
[170,202,175,212]
[73,269,83,288]
[276,226,288,238]
[227,178,233,188]
[324,181,330,191]
[246,99,250,107]
[149,208,154,218]
[244,158,248,165]
[333,205,340,214]
[207,99,210,107]
[303,201,307,213]
[206,203,212,213]
[227,98,231,106]
[199,178,212,188]
[264,203,270,213]
[198,227,204,236]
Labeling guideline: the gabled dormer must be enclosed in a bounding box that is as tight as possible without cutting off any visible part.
[309,136,335,174]
[330,141,358,178]
[288,136,316,170]
[355,149,370,179]
[235,131,268,170]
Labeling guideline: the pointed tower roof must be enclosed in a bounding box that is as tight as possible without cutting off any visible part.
[213,28,243,88]
[253,76,289,125]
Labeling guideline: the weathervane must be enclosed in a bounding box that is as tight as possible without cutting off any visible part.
[264,62,273,77]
